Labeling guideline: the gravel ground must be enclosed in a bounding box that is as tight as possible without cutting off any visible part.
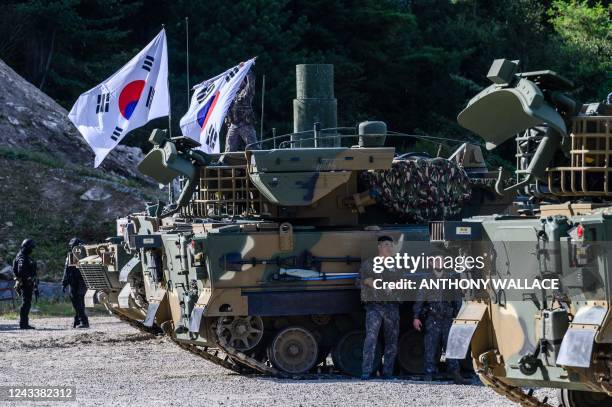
[0,316,558,407]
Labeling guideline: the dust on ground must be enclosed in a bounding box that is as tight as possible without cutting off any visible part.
[0,316,558,407]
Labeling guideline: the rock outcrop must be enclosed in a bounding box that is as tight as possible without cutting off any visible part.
[0,58,161,279]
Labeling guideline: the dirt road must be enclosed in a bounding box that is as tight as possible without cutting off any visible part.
[0,316,557,406]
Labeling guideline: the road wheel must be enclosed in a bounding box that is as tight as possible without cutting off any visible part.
[268,326,319,374]
[332,330,381,377]
[216,316,264,351]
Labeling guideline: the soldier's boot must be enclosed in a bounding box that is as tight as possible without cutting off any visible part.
[77,315,89,328]
[451,370,469,385]
[78,308,90,328]
[423,374,433,382]
[73,316,80,328]
[20,316,34,329]
[381,365,395,379]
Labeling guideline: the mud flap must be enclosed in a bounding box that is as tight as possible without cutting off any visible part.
[84,289,98,308]
[143,302,160,327]
[119,257,140,283]
[446,323,479,359]
[556,328,597,368]
[446,301,488,359]
[143,290,169,327]
[557,305,607,368]
[118,283,132,309]
[189,306,206,333]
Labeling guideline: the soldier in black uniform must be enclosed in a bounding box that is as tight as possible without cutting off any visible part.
[412,257,467,383]
[13,239,38,329]
[359,235,400,379]
[62,237,89,328]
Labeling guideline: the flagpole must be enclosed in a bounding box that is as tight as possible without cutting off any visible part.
[161,23,174,204]
[260,74,265,143]
[185,17,190,106]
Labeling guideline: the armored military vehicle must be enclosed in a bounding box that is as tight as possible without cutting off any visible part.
[437,59,612,406]
[73,237,149,322]
[78,64,502,377]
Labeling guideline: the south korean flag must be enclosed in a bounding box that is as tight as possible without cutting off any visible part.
[180,58,255,153]
[68,29,170,167]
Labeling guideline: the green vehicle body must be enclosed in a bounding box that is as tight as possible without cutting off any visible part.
[76,64,504,377]
[441,59,612,406]
[89,135,436,375]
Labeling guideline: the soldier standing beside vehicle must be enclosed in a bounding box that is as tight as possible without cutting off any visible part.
[13,239,38,329]
[412,256,467,384]
[62,238,89,329]
[224,68,260,152]
[359,235,400,379]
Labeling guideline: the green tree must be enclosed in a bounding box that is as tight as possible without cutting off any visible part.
[164,0,308,138]
[0,0,136,106]
[408,0,560,135]
[549,0,611,99]
[1,0,609,157]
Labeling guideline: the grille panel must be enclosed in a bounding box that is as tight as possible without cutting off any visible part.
[548,117,612,196]
[79,263,112,290]
[430,221,445,241]
[181,165,265,218]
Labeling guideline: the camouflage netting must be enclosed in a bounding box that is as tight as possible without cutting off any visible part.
[362,157,471,222]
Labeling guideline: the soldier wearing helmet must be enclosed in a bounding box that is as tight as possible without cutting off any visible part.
[13,239,38,329]
[62,237,89,328]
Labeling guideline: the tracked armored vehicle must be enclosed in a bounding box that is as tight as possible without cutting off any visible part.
[78,64,503,377]
[438,59,612,406]
[75,237,150,322]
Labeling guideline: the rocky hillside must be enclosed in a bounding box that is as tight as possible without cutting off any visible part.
[0,59,162,280]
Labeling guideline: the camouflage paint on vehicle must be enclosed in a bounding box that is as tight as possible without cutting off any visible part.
[441,59,612,406]
[75,63,505,379]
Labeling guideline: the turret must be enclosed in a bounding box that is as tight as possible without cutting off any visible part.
[457,58,579,197]
[136,63,476,225]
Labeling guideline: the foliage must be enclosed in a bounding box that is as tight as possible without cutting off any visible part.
[0,0,609,156]
[549,0,611,99]
[0,0,135,105]
[0,149,158,279]
[0,146,155,193]
[0,146,64,168]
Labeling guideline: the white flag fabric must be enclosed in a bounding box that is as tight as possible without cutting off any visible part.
[180,58,255,153]
[68,29,169,167]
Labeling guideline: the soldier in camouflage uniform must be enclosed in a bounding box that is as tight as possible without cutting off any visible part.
[359,235,400,379]
[224,69,260,152]
[412,257,467,383]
